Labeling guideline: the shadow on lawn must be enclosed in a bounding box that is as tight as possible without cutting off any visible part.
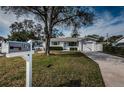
[58,79,81,87]
[50,51,86,57]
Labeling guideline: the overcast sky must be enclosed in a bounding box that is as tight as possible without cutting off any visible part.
[0,6,124,38]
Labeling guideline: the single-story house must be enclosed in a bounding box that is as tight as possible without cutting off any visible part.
[50,37,103,52]
[0,37,103,54]
[32,40,45,52]
[0,36,5,53]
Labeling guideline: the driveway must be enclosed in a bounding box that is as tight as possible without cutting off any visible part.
[84,52,124,87]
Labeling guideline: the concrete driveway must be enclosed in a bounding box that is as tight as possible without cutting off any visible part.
[84,52,124,87]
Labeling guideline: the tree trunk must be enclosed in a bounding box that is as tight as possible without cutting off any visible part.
[45,35,50,56]
[44,26,51,56]
[44,7,53,56]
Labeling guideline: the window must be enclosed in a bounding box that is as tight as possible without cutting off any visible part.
[52,42,60,45]
[68,42,77,46]
[10,46,22,51]
[32,41,43,48]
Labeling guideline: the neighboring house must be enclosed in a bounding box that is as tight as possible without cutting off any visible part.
[50,37,103,52]
[0,36,5,53]
[113,37,124,47]
[32,40,45,52]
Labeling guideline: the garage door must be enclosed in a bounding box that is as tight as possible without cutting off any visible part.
[83,43,94,52]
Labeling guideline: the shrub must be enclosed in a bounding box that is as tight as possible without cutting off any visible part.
[103,44,124,57]
[70,47,77,51]
[103,44,115,53]
[115,47,124,55]
[50,46,63,50]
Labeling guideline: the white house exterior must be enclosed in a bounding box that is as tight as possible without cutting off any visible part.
[50,38,81,51]
[50,37,103,52]
[0,37,103,54]
[0,41,2,52]
[32,40,45,51]
[0,36,5,53]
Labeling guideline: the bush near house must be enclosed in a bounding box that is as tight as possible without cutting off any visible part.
[70,48,77,51]
[50,46,63,50]
[103,44,124,57]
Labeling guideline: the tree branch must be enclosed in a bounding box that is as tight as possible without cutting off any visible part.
[23,7,46,23]
[52,14,78,27]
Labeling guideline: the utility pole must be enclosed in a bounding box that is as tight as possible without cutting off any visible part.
[106,33,109,44]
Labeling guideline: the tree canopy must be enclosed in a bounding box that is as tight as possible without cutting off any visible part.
[1,6,94,55]
[107,35,123,43]
[8,19,42,41]
[51,28,64,38]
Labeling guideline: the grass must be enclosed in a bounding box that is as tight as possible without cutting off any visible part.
[0,51,105,87]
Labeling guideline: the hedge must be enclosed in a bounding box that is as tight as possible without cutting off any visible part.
[70,47,77,51]
[50,46,63,50]
[103,44,124,57]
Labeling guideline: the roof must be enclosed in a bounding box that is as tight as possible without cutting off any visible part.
[84,37,98,41]
[51,37,97,42]
[0,36,5,41]
[115,36,124,43]
[51,37,83,42]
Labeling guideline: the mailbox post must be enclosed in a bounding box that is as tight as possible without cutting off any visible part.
[26,40,32,87]
[5,40,33,87]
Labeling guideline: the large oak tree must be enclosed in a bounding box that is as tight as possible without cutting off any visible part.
[1,6,94,55]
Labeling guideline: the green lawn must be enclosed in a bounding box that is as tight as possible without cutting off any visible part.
[0,52,104,87]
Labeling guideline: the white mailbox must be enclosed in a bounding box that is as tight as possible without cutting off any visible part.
[4,40,33,87]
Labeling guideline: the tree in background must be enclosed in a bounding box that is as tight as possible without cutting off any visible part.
[107,35,123,44]
[51,28,64,38]
[71,26,80,38]
[8,19,42,41]
[1,6,94,55]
